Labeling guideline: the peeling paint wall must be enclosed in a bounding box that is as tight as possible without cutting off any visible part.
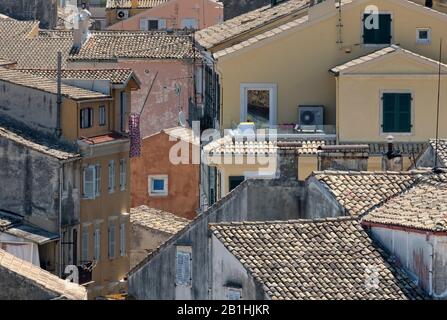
[0,0,57,29]
[304,176,345,219]
[370,226,447,299]
[128,178,303,300]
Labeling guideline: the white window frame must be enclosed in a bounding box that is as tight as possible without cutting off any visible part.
[379,89,415,137]
[175,246,192,287]
[144,17,166,30]
[240,83,277,127]
[81,227,89,262]
[227,287,242,300]
[108,222,116,260]
[99,105,106,126]
[119,159,126,191]
[119,222,126,257]
[108,160,115,193]
[148,175,168,196]
[416,28,431,44]
[93,227,100,261]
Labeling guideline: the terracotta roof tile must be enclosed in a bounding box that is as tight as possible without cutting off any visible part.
[0,68,109,101]
[428,139,447,167]
[364,174,447,232]
[130,205,190,235]
[0,248,87,300]
[210,218,426,300]
[313,171,423,217]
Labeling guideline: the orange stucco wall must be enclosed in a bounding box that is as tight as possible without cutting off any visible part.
[107,0,223,31]
[131,132,199,219]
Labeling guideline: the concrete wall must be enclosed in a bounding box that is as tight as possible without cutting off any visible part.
[0,135,79,234]
[128,178,303,299]
[0,0,58,29]
[304,175,345,219]
[130,224,172,269]
[210,234,267,300]
[0,266,60,300]
[0,82,59,137]
[416,146,439,168]
[369,226,447,299]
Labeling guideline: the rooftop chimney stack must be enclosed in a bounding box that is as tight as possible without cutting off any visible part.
[382,135,403,171]
[276,142,301,180]
[73,7,91,50]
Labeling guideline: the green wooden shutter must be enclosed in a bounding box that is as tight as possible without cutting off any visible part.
[363,14,374,44]
[378,14,392,44]
[397,93,411,132]
[382,93,396,132]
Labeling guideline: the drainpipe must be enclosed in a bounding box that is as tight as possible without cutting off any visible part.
[59,163,64,278]
[428,236,435,297]
[56,51,62,138]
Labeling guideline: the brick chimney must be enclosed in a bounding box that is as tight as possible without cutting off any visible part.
[317,145,369,171]
[276,142,301,180]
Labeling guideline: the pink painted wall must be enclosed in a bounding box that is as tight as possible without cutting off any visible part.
[107,0,223,31]
[68,59,194,138]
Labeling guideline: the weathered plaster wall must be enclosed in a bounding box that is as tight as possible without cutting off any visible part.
[219,0,270,20]
[210,234,267,300]
[369,226,447,299]
[0,82,58,136]
[128,178,303,300]
[304,176,345,219]
[130,224,172,269]
[0,266,59,300]
[0,0,58,29]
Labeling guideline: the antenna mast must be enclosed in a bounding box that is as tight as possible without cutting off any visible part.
[434,38,443,168]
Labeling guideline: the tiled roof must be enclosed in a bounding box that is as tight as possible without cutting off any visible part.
[195,0,309,50]
[106,0,169,9]
[69,31,197,61]
[0,248,87,300]
[210,218,426,300]
[363,142,427,156]
[363,174,447,232]
[0,210,22,230]
[0,124,80,161]
[330,45,447,75]
[130,205,190,235]
[79,132,128,145]
[0,68,110,101]
[0,19,38,39]
[0,57,15,67]
[313,171,422,217]
[428,139,447,166]
[203,135,335,156]
[18,68,136,85]
[162,127,200,146]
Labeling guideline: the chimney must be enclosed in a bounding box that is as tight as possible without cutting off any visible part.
[382,135,403,171]
[73,7,91,50]
[131,0,139,9]
[317,145,369,171]
[276,142,301,180]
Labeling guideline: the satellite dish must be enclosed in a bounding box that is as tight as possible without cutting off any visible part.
[178,110,186,127]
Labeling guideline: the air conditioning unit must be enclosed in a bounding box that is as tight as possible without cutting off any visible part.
[116,9,129,20]
[298,105,324,130]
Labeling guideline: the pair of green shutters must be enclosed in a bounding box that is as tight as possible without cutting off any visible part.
[363,13,392,44]
[382,93,412,133]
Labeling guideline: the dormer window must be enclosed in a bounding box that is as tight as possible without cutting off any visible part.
[362,13,392,45]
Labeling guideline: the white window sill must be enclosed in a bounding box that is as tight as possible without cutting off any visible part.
[149,193,168,197]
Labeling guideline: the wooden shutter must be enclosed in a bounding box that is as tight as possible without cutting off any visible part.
[120,223,126,256]
[83,166,95,199]
[378,14,392,44]
[109,224,115,259]
[397,93,412,132]
[139,18,148,31]
[382,93,412,133]
[158,19,166,29]
[82,228,89,262]
[382,93,396,133]
[176,251,191,285]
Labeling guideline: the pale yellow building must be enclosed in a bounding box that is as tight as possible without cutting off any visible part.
[198,0,447,196]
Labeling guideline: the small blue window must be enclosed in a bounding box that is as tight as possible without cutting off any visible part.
[153,179,165,191]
